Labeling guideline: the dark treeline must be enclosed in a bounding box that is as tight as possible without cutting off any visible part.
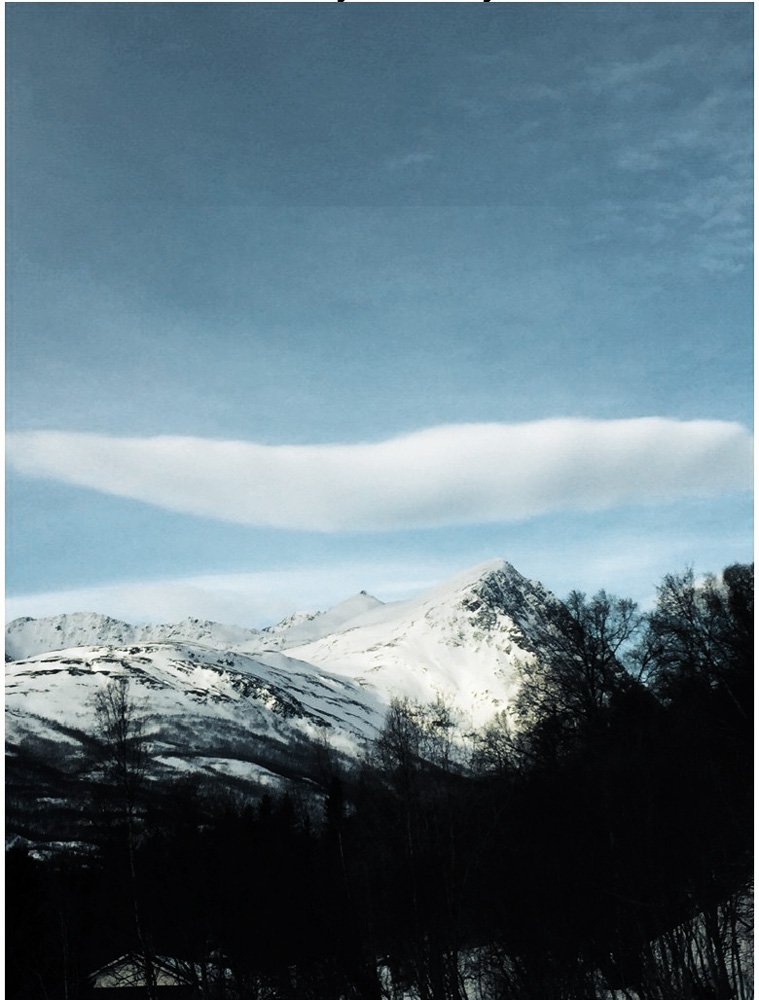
[6,565,753,1000]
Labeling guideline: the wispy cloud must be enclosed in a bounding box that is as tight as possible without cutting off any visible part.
[7,419,752,532]
[448,30,751,278]
[605,78,752,273]
[585,43,696,93]
[4,562,456,627]
[386,151,435,171]
[616,149,665,173]
[6,519,751,626]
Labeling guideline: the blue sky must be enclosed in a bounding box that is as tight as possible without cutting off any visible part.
[6,3,753,624]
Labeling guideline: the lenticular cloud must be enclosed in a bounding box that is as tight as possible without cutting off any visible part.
[6,418,752,531]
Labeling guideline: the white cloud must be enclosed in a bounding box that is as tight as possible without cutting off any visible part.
[4,562,459,627]
[7,523,751,627]
[6,419,752,532]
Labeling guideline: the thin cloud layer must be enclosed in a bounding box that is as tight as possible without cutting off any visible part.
[4,562,456,627]
[6,524,751,626]
[7,419,752,532]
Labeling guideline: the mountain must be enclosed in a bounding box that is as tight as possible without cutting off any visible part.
[5,559,562,847]
[253,591,385,651]
[5,612,263,662]
[6,612,142,661]
[270,559,560,727]
[6,638,383,800]
[7,560,559,727]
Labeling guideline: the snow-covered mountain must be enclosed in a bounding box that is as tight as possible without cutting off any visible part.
[279,559,559,727]
[6,640,383,782]
[255,591,385,651]
[5,612,263,662]
[5,560,562,827]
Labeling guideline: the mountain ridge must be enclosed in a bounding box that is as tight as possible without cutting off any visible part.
[5,559,562,834]
[6,559,560,726]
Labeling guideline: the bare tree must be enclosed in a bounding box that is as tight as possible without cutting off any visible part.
[92,676,157,1000]
[471,710,515,777]
[642,565,753,720]
[513,590,643,763]
[93,676,150,815]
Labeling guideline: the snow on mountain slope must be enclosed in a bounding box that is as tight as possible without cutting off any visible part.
[4,594,385,663]
[5,613,262,662]
[6,612,141,661]
[285,559,561,728]
[251,591,385,651]
[6,560,563,772]
[143,618,263,650]
[6,641,384,788]
[6,559,572,851]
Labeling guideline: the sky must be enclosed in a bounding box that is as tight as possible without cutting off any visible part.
[6,2,753,625]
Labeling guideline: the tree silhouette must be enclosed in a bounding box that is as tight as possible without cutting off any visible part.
[513,589,643,764]
[92,677,157,1000]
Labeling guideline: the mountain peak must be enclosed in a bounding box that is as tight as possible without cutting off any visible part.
[326,591,384,616]
[5,611,137,661]
[467,558,534,586]
[416,558,520,605]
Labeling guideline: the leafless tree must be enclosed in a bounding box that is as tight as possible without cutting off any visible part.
[513,590,643,762]
[93,676,157,1000]
[93,676,149,815]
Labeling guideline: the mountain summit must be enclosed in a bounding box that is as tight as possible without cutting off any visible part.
[281,559,560,726]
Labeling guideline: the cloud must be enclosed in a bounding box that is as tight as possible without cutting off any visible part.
[6,518,751,626]
[587,154,751,277]
[4,562,458,627]
[585,43,695,92]
[617,149,664,173]
[6,419,752,532]
[386,151,435,171]
[594,74,752,274]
